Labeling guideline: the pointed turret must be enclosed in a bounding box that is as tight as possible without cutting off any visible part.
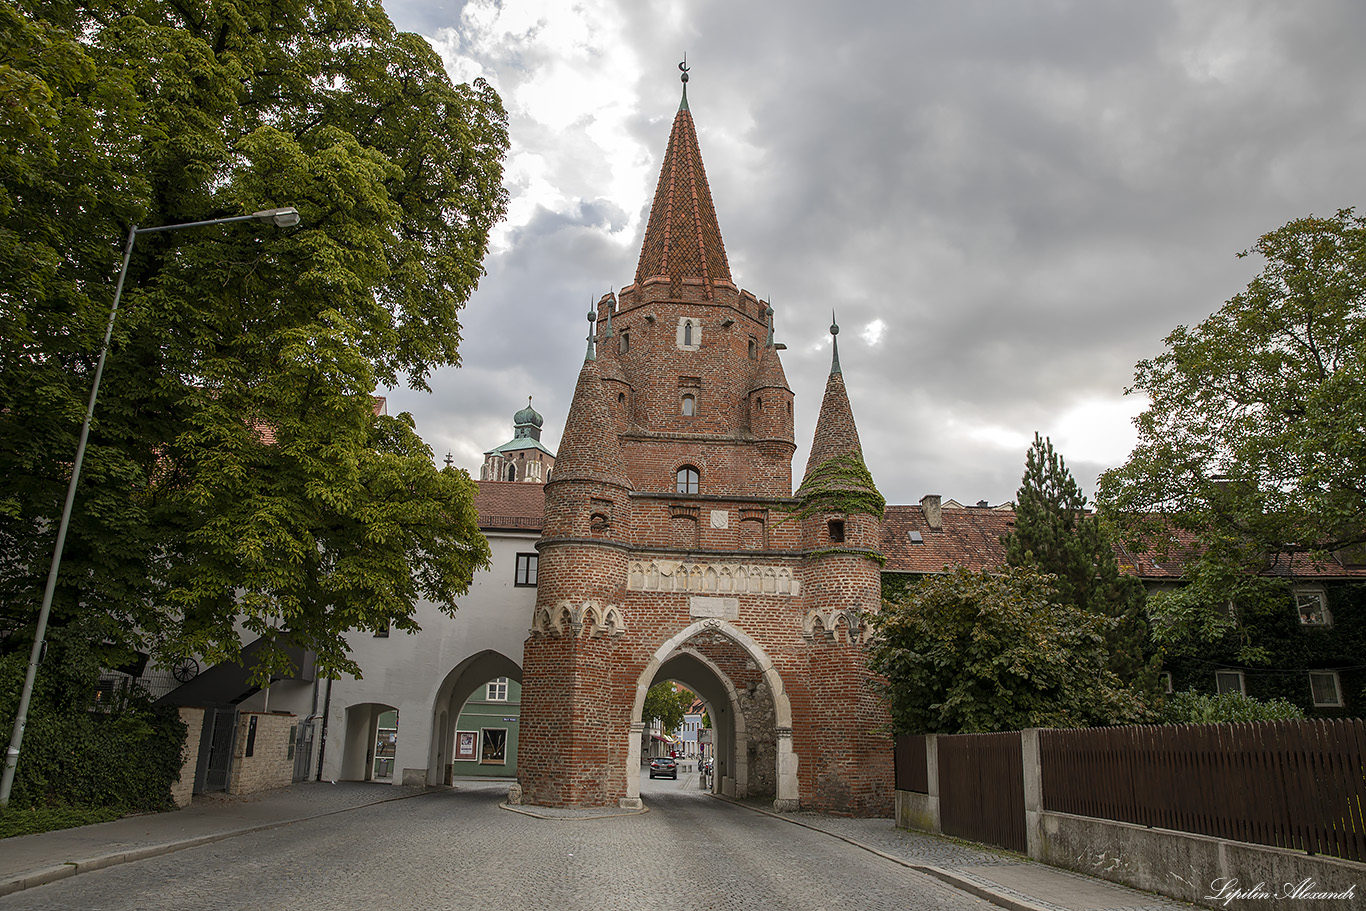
[633,69,732,301]
[802,317,865,481]
[549,312,631,494]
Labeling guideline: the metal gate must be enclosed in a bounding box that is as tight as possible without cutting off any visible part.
[198,708,238,793]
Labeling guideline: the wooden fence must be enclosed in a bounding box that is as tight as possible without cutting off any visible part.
[894,733,927,793]
[938,731,1026,853]
[1040,718,1366,863]
[895,717,1366,863]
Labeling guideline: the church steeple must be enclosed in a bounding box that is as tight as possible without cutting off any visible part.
[633,63,732,300]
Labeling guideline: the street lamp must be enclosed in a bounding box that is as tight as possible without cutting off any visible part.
[0,207,301,806]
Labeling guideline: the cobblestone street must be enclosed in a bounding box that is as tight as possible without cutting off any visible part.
[1,780,998,911]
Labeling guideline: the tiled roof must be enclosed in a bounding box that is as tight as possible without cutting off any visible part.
[881,503,1366,581]
[882,504,1015,575]
[473,480,545,531]
[634,102,733,299]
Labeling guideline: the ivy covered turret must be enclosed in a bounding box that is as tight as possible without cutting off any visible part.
[796,316,885,558]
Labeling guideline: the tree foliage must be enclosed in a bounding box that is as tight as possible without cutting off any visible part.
[0,0,507,680]
[642,682,693,736]
[869,566,1153,734]
[1004,434,1154,686]
[1098,209,1366,659]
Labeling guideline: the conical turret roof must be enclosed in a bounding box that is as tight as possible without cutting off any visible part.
[799,319,875,500]
[750,342,790,393]
[551,354,632,491]
[634,85,733,299]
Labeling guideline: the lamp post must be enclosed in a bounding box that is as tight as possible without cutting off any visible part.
[0,208,301,806]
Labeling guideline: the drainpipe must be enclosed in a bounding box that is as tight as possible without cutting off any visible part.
[315,676,333,781]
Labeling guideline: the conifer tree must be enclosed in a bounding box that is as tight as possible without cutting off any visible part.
[1004,434,1155,689]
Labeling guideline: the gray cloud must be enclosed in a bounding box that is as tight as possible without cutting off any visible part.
[383,0,1366,507]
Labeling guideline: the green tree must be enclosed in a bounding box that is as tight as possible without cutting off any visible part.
[869,566,1152,734]
[642,682,693,737]
[1098,209,1366,661]
[1004,434,1154,686]
[0,0,508,680]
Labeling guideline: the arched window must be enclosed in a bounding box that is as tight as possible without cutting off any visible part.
[506,463,517,482]
[748,337,757,359]
[683,320,693,347]
[681,394,695,416]
[676,466,699,494]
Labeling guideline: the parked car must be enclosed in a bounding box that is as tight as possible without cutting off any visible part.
[648,756,678,779]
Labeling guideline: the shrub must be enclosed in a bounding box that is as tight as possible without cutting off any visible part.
[1160,689,1305,724]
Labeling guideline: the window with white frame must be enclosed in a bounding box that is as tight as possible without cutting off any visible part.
[1215,670,1245,696]
[1309,671,1343,707]
[1295,587,1331,626]
[486,677,509,701]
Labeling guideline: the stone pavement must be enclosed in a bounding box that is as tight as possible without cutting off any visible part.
[1,776,1197,910]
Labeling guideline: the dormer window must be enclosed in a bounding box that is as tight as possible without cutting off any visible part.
[682,394,695,416]
[676,466,700,494]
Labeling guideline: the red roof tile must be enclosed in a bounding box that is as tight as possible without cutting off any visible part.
[473,481,545,531]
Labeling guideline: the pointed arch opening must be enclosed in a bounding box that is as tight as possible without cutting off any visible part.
[621,620,797,811]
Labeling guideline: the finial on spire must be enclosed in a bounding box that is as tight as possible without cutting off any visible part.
[603,296,614,338]
[585,307,597,361]
[443,451,453,469]
[678,57,690,111]
[830,310,842,375]
[765,304,775,348]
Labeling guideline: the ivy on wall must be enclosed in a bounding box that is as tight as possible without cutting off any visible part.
[789,453,886,522]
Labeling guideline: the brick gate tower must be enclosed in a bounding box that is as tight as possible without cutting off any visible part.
[516,66,893,814]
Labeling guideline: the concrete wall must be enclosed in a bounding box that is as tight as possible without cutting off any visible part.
[1037,811,1362,911]
[172,707,205,808]
[227,712,295,795]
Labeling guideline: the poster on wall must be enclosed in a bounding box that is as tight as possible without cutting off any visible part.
[455,730,478,761]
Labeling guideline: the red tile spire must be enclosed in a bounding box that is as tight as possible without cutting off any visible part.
[633,66,733,300]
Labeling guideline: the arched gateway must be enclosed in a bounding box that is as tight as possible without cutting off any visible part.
[513,68,893,815]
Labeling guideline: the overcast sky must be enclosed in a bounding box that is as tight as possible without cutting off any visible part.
[378,0,1366,509]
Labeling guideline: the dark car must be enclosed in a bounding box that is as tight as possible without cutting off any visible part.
[648,756,678,779]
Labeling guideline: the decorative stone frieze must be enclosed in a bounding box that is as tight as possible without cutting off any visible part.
[627,560,800,596]
[530,600,627,638]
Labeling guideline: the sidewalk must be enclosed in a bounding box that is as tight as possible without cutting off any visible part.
[1,779,1198,910]
[728,797,1200,911]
